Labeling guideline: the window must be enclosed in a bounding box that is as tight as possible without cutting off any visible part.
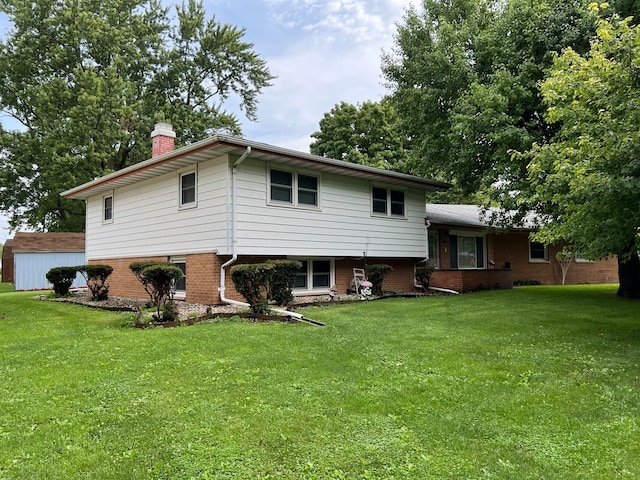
[372,186,405,217]
[449,233,485,269]
[269,169,319,207]
[529,241,548,262]
[171,257,186,299]
[428,230,440,268]
[103,194,113,223]
[293,258,333,291]
[180,171,197,207]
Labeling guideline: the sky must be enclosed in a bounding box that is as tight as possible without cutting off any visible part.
[0,0,416,243]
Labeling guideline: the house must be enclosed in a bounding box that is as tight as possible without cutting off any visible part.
[61,124,450,304]
[5,232,86,290]
[425,204,618,292]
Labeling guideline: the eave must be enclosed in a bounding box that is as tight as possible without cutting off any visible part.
[61,135,450,200]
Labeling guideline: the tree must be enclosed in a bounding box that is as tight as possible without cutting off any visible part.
[310,99,411,172]
[517,8,640,297]
[382,0,635,197]
[0,0,273,232]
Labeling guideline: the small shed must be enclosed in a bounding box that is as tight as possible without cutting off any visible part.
[1,238,15,283]
[10,232,86,291]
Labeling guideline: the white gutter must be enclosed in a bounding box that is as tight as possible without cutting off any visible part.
[218,146,306,320]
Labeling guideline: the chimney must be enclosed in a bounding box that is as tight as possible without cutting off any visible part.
[151,122,176,157]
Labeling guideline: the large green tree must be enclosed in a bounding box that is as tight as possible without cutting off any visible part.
[517,8,640,297]
[309,99,410,172]
[382,0,640,192]
[382,0,598,196]
[0,0,273,231]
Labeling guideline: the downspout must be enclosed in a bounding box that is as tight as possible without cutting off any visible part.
[218,147,307,319]
[219,146,252,308]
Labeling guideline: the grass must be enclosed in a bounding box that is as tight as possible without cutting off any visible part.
[0,284,639,479]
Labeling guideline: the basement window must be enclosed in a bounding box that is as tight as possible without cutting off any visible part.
[292,258,333,292]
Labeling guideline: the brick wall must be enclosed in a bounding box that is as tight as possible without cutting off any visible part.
[431,269,513,293]
[491,231,618,285]
[431,228,618,289]
[335,257,421,294]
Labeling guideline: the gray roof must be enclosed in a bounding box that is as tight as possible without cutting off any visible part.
[62,135,450,200]
[425,204,539,230]
[425,204,492,228]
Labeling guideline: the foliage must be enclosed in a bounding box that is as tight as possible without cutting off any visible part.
[415,262,435,293]
[0,0,274,231]
[139,263,184,321]
[513,279,543,286]
[230,263,274,314]
[381,0,638,198]
[77,264,113,300]
[514,7,640,297]
[2,285,640,477]
[45,266,78,296]
[266,259,303,307]
[310,99,411,171]
[365,264,393,296]
[129,260,159,301]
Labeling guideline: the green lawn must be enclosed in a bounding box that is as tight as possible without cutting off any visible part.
[1,285,639,479]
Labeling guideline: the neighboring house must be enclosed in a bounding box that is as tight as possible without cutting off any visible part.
[61,124,450,304]
[425,204,618,292]
[2,238,15,283]
[7,232,86,291]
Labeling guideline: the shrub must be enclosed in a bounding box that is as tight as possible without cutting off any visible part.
[266,259,303,307]
[46,266,78,297]
[129,261,158,300]
[365,264,393,296]
[77,264,113,300]
[230,263,274,314]
[140,263,184,321]
[415,262,435,293]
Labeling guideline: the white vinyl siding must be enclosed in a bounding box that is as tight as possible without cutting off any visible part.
[103,194,113,223]
[233,159,428,258]
[85,155,229,260]
[85,155,430,260]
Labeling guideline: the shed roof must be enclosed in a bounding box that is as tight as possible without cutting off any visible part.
[61,135,451,200]
[11,232,85,253]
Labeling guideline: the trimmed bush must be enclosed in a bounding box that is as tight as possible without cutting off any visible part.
[77,264,113,300]
[365,264,393,296]
[230,263,274,314]
[46,266,78,297]
[129,261,158,300]
[140,263,184,321]
[415,262,435,293]
[266,259,303,307]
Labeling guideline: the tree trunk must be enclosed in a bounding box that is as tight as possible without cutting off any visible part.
[616,241,640,298]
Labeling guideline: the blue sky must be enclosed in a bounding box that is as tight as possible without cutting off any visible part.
[0,0,415,243]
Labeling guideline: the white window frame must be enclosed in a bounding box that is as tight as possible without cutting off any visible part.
[268,167,320,209]
[371,185,406,218]
[291,257,334,293]
[450,230,486,270]
[170,256,186,300]
[529,240,549,263]
[102,192,114,224]
[428,230,440,269]
[179,169,197,209]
